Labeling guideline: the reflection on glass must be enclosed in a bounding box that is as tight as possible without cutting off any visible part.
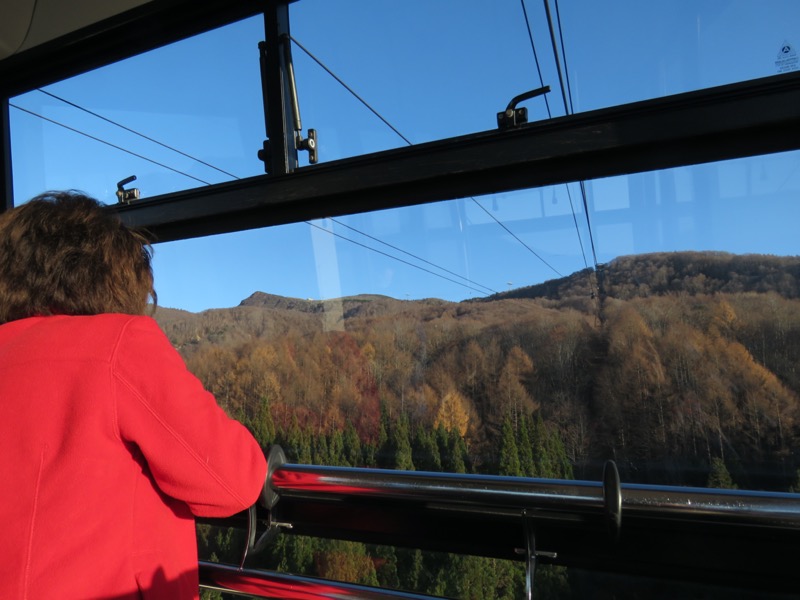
[154,152,800,310]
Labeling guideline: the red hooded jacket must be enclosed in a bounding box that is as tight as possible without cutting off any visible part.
[0,314,267,599]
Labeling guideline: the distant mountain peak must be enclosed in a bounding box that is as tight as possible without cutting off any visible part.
[239,291,318,311]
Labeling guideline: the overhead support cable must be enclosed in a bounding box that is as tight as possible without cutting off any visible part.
[542,0,599,270]
[578,180,598,267]
[519,0,553,119]
[289,35,412,146]
[553,0,576,115]
[291,35,561,278]
[36,88,241,180]
[542,0,570,117]
[561,187,588,267]
[306,220,491,296]
[471,199,562,278]
[330,217,498,294]
[13,93,493,295]
[519,0,587,270]
[9,103,212,186]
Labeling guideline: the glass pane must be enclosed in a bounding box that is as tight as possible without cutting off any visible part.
[9,16,266,204]
[154,151,800,312]
[7,2,799,595]
[290,0,800,161]
[10,2,800,196]
[153,151,800,595]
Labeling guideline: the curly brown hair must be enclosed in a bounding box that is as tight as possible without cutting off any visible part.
[0,191,156,324]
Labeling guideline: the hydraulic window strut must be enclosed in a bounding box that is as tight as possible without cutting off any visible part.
[281,34,317,165]
[257,1,314,175]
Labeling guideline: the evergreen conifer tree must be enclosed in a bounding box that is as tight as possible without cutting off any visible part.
[789,468,800,493]
[546,428,574,479]
[329,428,345,466]
[499,414,522,476]
[517,414,536,477]
[248,395,275,451]
[413,427,442,472]
[314,432,329,466]
[392,413,415,471]
[371,545,400,589]
[286,416,312,463]
[377,401,391,468]
[707,457,737,489]
[530,414,552,477]
[343,422,362,467]
[450,429,470,474]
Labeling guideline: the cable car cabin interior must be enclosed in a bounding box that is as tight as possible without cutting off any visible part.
[3,1,800,598]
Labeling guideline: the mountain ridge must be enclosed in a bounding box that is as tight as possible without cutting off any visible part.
[482,250,800,303]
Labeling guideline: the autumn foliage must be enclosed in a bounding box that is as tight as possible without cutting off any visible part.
[180,252,800,598]
[157,251,800,490]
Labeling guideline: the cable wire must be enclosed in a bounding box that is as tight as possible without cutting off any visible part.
[519,0,553,119]
[554,0,576,115]
[9,103,212,186]
[37,88,240,180]
[330,217,498,294]
[292,35,562,280]
[471,198,562,278]
[307,220,491,296]
[542,0,599,268]
[8,0,40,56]
[542,0,571,117]
[520,0,588,270]
[290,35,412,146]
[13,96,494,295]
[553,0,598,267]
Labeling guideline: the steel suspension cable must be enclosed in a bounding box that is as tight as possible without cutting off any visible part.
[11,97,493,295]
[9,103,211,186]
[291,35,562,278]
[543,0,599,269]
[520,0,588,270]
[36,88,240,180]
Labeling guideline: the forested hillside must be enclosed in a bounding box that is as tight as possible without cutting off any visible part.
[156,250,800,598]
[157,250,800,488]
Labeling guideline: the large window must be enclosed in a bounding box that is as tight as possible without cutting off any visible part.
[9,16,266,202]
[5,1,800,598]
[10,1,800,201]
[160,154,799,597]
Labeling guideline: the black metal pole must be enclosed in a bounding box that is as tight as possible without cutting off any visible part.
[0,96,13,211]
[259,0,298,175]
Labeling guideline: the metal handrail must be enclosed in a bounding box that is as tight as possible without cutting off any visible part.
[199,561,445,600]
[270,462,800,530]
[201,454,800,595]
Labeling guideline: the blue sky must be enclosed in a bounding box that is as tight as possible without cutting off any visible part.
[8,1,800,312]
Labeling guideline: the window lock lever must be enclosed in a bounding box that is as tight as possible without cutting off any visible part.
[497,85,551,130]
[116,176,140,204]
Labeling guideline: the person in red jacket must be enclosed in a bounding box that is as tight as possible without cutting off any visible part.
[0,191,268,599]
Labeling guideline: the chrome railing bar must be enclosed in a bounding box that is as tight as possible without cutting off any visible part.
[199,561,446,600]
[271,463,800,530]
